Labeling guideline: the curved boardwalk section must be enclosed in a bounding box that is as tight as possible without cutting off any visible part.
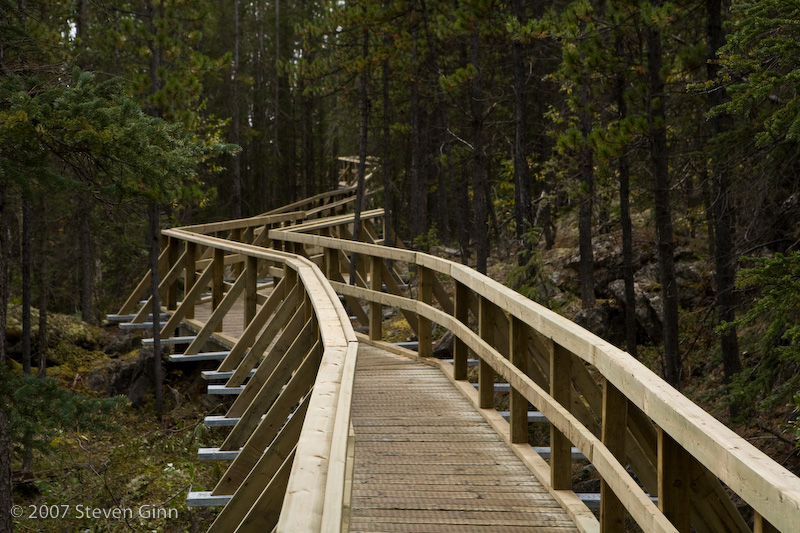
[349,344,578,532]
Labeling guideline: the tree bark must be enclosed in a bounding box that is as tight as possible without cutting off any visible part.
[231,0,243,219]
[78,193,93,323]
[350,27,369,284]
[469,30,489,275]
[409,3,425,243]
[616,52,637,358]
[0,408,11,533]
[381,6,394,248]
[647,17,681,386]
[578,83,595,309]
[148,203,163,420]
[0,184,8,364]
[22,194,31,375]
[511,0,533,267]
[707,0,741,409]
[38,195,47,377]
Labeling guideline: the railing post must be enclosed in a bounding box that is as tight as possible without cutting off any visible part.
[754,513,779,533]
[245,255,257,327]
[600,378,627,531]
[478,297,494,409]
[213,247,225,332]
[167,237,179,310]
[509,317,529,444]
[369,255,382,341]
[550,342,572,490]
[658,427,691,533]
[453,282,469,381]
[417,266,432,357]
[185,241,196,320]
[231,228,243,277]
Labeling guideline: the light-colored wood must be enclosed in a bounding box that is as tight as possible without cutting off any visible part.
[658,427,691,533]
[478,297,494,410]
[231,447,296,533]
[159,263,214,336]
[509,317,529,444]
[185,242,197,319]
[600,379,627,532]
[369,255,382,341]
[167,237,180,309]
[183,269,247,355]
[118,246,169,315]
[453,282,469,381]
[417,266,433,358]
[348,344,579,533]
[754,512,780,533]
[217,277,289,374]
[550,342,573,491]
[212,247,225,328]
[245,256,257,326]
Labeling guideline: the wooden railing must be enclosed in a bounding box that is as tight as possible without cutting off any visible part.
[114,199,800,532]
[115,221,358,531]
[266,215,800,533]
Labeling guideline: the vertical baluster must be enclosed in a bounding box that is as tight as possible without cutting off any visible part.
[600,378,627,531]
[453,282,469,381]
[657,428,691,533]
[245,255,257,327]
[550,343,572,490]
[185,242,196,320]
[754,512,779,533]
[509,317,529,443]
[478,297,494,409]
[369,255,382,341]
[167,237,179,309]
[213,248,225,332]
[417,266,433,357]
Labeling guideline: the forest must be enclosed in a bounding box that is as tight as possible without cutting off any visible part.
[2,0,800,526]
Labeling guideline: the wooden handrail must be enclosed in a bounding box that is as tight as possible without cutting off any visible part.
[268,223,800,533]
[116,194,800,533]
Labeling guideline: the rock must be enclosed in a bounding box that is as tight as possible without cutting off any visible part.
[608,279,663,344]
[104,334,141,358]
[573,301,626,347]
[432,331,454,359]
[87,349,165,407]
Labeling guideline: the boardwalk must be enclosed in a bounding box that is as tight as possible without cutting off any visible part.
[349,344,579,532]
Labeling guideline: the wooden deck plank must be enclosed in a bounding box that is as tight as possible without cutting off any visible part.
[349,345,579,532]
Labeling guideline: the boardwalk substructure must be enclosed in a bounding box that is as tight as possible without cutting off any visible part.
[349,344,579,532]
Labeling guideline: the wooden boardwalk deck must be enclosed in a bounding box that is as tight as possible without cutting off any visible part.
[348,344,579,532]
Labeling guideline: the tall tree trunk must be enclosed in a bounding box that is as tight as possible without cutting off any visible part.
[647,17,681,386]
[350,27,369,284]
[469,30,489,274]
[381,12,394,248]
[0,184,8,364]
[231,0,243,219]
[616,47,637,358]
[409,3,425,244]
[707,0,741,412]
[511,0,533,267]
[0,408,11,533]
[78,193,93,323]
[148,203,163,420]
[578,83,595,309]
[22,194,31,375]
[37,195,47,377]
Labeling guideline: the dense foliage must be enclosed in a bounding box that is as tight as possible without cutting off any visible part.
[2,0,800,476]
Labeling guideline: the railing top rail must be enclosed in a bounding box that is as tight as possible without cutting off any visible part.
[175,211,307,235]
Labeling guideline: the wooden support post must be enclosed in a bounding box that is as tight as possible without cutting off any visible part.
[324,247,338,281]
[231,228,243,276]
[184,242,197,320]
[754,513,779,533]
[550,342,572,490]
[417,266,433,357]
[369,255,382,341]
[212,248,225,332]
[245,255,258,327]
[242,226,254,245]
[600,378,627,531]
[167,237,179,310]
[453,282,469,381]
[509,317,529,444]
[478,297,494,410]
[658,427,692,533]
